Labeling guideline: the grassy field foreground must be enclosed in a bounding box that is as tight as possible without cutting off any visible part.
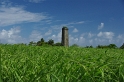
[1,44,124,82]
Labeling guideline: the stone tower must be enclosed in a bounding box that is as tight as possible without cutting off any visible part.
[61,26,69,47]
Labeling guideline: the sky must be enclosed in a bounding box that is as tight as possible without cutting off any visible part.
[0,0,124,47]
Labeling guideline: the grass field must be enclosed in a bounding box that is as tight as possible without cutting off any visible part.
[1,44,124,82]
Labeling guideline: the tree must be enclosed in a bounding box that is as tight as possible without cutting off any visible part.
[48,39,54,45]
[40,38,45,43]
[29,41,34,46]
[37,41,41,46]
[89,45,93,48]
[96,44,115,49]
[71,44,79,47]
[36,38,45,46]
[29,41,33,45]
[54,42,62,46]
[85,45,93,48]
[85,45,89,48]
[108,44,117,49]
[96,45,102,48]
[120,43,124,49]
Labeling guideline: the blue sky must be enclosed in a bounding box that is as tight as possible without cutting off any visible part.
[0,0,124,47]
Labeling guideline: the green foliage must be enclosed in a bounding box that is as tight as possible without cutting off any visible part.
[120,43,124,49]
[71,44,79,47]
[85,45,93,48]
[36,38,46,46]
[29,41,36,46]
[29,41,33,45]
[48,39,54,45]
[33,38,60,47]
[40,38,45,43]
[1,45,124,82]
[96,44,117,49]
[108,44,117,49]
[54,42,62,46]
[36,41,42,46]
[96,45,108,48]
[62,26,68,29]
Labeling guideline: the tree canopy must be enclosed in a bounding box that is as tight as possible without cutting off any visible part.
[120,43,124,49]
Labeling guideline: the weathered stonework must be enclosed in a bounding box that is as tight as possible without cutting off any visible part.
[61,26,69,47]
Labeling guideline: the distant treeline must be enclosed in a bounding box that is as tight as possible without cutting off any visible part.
[71,43,124,49]
[29,38,124,49]
[29,38,62,46]
[0,38,124,49]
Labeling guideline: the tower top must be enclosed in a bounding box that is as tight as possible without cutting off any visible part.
[62,26,68,30]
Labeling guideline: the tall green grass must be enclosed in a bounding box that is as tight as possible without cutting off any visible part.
[1,44,124,82]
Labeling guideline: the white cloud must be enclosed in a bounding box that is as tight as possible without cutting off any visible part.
[51,21,85,30]
[69,35,85,45]
[74,38,78,42]
[0,27,26,43]
[98,23,104,30]
[51,35,56,38]
[0,0,12,7]
[28,0,45,3]
[67,21,85,25]
[73,28,78,33]
[97,31,114,39]
[0,27,123,47]
[117,34,124,43]
[45,30,52,36]
[47,31,62,43]
[0,6,48,26]
[80,32,95,38]
[95,38,107,43]
[76,21,85,24]
[88,32,94,38]
[117,35,123,39]
[29,30,43,42]
[79,36,85,43]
